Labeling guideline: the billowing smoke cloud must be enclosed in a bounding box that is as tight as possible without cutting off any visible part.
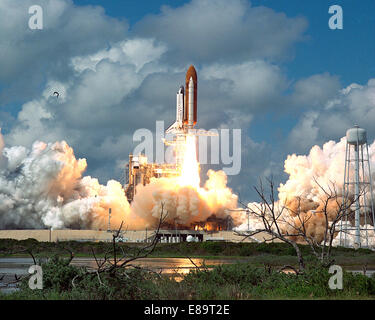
[237,137,375,246]
[3,128,373,248]
[0,137,130,229]
[0,133,238,230]
[132,169,238,228]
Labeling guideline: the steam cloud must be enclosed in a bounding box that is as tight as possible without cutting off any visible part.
[237,137,375,246]
[132,169,238,228]
[1,131,374,248]
[0,133,238,230]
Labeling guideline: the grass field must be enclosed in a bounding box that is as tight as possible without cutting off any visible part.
[1,238,374,267]
[1,239,374,300]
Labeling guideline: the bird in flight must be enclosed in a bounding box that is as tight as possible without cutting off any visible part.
[53,91,59,98]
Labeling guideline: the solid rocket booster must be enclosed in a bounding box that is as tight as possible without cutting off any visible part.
[184,65,197,128]
[176,86,184,127]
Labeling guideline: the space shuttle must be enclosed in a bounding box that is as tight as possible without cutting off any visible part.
[164,65,217,169]
[166,65,198,134]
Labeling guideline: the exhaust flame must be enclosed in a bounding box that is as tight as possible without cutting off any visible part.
[131,132,239,229]
[178,135,200,189]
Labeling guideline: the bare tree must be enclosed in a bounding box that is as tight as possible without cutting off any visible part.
[302,178,361,265]
[235,178,359,273]
[72,204,168,287]
[234,178,306,273]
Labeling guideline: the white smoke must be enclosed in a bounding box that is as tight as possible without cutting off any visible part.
[0,132,238,230]
[332,223,375,247]
[236,137,375,247]
[0,137,132,229]
[4,128,374,249]
[131,170,238,228]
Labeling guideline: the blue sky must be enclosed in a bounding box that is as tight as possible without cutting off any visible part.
[0,0,375,202]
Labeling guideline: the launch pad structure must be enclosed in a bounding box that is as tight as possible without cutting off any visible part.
[125,65,216,202]
[125,153,179,202]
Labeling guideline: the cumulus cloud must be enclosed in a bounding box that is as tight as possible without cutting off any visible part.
[71,38,168,73]
[288,112,320,152]
[288,78,375,152]
[201,61,288,112]
[0,0,128,103]
[134,0,308,63]
[290,73,341,109]
[5,37,171,183]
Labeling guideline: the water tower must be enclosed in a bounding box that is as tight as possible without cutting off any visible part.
[340,125,375,247]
